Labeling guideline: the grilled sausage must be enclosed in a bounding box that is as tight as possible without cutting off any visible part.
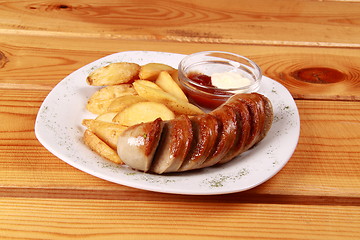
[117,93,273,173]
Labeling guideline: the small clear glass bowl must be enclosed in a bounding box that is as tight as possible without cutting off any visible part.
[178,51,262,109]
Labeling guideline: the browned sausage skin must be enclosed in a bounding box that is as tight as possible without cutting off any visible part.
[117,93,273,174]
[178,114,220,171]
[150,115,193,174]
[200,105,238,168]
[219,97,251,164]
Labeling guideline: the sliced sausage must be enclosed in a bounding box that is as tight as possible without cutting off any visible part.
[117,118,163,172]
[151,115,193,174]
[200,105,238,168]
[178,114,220,171]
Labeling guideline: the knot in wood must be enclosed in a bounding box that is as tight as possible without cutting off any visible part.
[291,67,344,84]
[0,51,9,69]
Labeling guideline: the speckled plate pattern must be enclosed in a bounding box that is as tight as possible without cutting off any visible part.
[35,51,300,195]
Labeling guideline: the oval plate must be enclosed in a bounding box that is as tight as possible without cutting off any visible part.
[35,51,300,195]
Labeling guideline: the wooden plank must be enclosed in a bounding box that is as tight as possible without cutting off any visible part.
[0,35,359,100]
[0,0,360,47]
[0,88,359,200]
[259,99,360,196]
[0,198,359,240]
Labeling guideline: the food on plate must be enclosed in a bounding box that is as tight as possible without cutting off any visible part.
[107,95,147,113]
[133,80,204,115]
[87,62,140,86]
[117,118,163,171]
[83,130,123,164]
[150,115,193,173]
[86,84,137,114]
[95,112,118,123]
[132,79,163,90]
[83,62,199,163]
[139,63,176,81]
[82,119,127,149]
[113,101,175,126]
[178,114,220,171]
[117,93,273,174]
[82,60,272,175]
[155,71,188,102]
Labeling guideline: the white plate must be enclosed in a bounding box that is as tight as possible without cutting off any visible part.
[35,51,300,195]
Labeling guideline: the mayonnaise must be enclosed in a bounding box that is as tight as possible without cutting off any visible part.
[211,72,252,93]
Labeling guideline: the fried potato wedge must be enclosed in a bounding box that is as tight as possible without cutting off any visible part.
[155,71,188,102]
[87,62,140,86]
[83,130,123,164]
[139,63,176,81]
[107,95,147,113]
[169,70,187,92]
[95,112,118,123]
[134,79,162,90]
[86,85,137,114]
[82,119,127,149]
[170,70,179,84]
[133,81,204,115]
[113,101,175,126]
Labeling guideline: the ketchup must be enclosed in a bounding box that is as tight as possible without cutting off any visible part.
[185,72,232,109]
[187,73,214,87]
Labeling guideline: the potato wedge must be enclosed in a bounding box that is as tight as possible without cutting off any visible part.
[113,101,175,126]
[155,71,188,102]
[95,112,118,123]
[83,130,123,164]
[170,70,187,92]
[107,95,147,113]
[133,81,204,115]
[82,119,127,149]
[170,70,179,84]
[139,63,176,81]
[87,62,140,86]
[133,80,162,90]
[86,85,136,114]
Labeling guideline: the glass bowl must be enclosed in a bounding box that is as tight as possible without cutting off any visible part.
[178,51,262,109]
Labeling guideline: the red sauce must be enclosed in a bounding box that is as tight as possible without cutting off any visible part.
[185,72,232,109]
[187,73,214,87]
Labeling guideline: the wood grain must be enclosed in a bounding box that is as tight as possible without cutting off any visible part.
[1,0,360,47]
[0,198,359,240]
[0,34,359,100]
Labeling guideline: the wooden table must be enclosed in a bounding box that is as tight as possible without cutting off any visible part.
[1,0,359,239]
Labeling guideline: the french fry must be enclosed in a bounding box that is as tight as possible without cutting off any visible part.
[107,95,147,113]
[155,71,188,102]
[139,63,176,81]
[83,130,123,164]
[82,119,127,149]
[133,81,204,115]
[87,62,140,86]
[86,85,137,114]
[113,101,175,126]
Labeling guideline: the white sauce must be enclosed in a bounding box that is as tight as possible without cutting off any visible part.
[211,72,251,93]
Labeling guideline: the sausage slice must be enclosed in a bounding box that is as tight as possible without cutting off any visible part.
[178,114,220,171]
[151,115,193,174]
[117,118,163,172]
